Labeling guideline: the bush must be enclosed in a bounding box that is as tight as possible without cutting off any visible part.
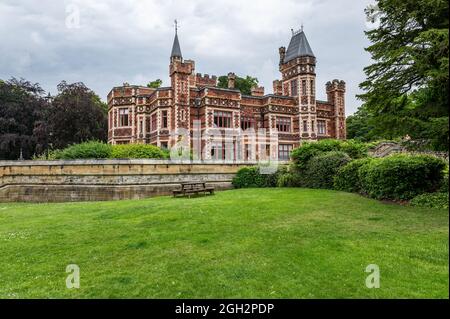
[359,154,446,200]
[110,144,169,159]
[53,141,112,159]
[232,166,279,188]
[410,192,449,209]
[303,151,351,189]
[276,165,303,187]
[291,139,368,169]
[334,158,374,193]
[440,173,448,193]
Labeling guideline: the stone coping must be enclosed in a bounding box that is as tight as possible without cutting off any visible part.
[0,159,289,167]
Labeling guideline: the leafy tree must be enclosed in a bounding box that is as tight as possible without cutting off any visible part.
[46,81,108,150]
[346,106,378,141]
[0,78,47,160]
[217,75,259,95]
[147,79,162,88]
[358,0,449,150]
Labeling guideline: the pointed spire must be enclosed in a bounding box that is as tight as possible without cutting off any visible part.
[283,26,315,63]
[171,19,182,59]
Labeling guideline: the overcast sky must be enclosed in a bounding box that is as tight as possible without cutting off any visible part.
[0,0,376,115]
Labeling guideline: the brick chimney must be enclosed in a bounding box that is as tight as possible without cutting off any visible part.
[227,72,236,89]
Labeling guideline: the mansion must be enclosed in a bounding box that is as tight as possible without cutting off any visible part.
[107,26,346,160]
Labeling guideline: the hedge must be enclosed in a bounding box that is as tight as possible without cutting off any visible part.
[232,166,279,188]
[291,139,368,169]
[303,151,351,189]
[36,141,169,160]
[276,165,303,187]
[410,192,449,209]
[51,141,112,159]
[334,158,374,193]
[110,144,169,159]
[359,154,445,200]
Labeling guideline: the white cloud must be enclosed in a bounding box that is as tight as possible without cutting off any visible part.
[0,0,374,114]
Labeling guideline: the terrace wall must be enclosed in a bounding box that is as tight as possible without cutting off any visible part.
[0,160,256,202]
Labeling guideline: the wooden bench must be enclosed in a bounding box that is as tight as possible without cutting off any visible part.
[173,182,214,198]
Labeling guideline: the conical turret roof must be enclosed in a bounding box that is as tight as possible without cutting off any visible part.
[171,32,182,58]
[284,29,315,62]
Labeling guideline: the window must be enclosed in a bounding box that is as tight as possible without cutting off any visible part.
[310,80,315,95]
[145,117,150,133]
[160,141,168,149]
[302,80,307,95]
[162,110,168,128]
[241,116,255,130]
[211,142,224,160]
[118,108,129,127]
[139,119,143,134]
[276,117,291,132]
[290,79,298,96]
[278,144,292,161]
[318,120,326,135]
[151,113,157,131]
[303,120,308,132]
[311,120,315,132]
[244,144,251,160]
[214,111,232,128]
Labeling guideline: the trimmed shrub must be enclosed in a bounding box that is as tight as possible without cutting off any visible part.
[303,151,351,189]
[276,165,303,187]
[359,154,446,200]
[110,144,169,159]
[291,139,368,169]
[440,173,448,193]
[410,192,449,209]
[53,141,112,159]
[232,166,278,188]
[334,158,374,193]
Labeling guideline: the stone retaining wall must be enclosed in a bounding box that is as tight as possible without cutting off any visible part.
[0,160,256,202]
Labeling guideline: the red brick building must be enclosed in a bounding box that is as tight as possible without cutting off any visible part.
[107,26,346,161]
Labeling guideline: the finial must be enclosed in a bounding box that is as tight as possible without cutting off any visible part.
[291,28,294,35]
[301,22,304,32]
[174,19,178,34]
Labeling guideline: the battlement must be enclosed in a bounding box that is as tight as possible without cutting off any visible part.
[326,79,346,91]
[196,73,217,87]
[272,80,283,95]
[251,86,265,97]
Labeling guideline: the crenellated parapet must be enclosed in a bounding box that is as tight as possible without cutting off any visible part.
[195,73,217,88]
[250,86,264,97]
[326,79,346,92]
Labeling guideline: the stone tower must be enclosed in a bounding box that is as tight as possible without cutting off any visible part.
[169,23,194,147]
[326,79,346,139]
[279,27,317,141]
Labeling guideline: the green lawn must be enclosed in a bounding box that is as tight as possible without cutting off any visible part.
[0,188,448,298]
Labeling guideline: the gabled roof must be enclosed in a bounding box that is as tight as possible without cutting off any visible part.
[284,30,315,63]
[170,32,182,58]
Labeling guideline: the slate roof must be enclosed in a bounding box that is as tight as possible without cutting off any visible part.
[171,33,182,58]
[284,30,315,62]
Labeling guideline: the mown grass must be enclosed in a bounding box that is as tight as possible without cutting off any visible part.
[0,188,448,298]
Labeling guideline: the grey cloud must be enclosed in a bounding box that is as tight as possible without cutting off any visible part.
[0,0,374,114]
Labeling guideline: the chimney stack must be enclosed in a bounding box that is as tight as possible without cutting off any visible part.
[227,72,236,89]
